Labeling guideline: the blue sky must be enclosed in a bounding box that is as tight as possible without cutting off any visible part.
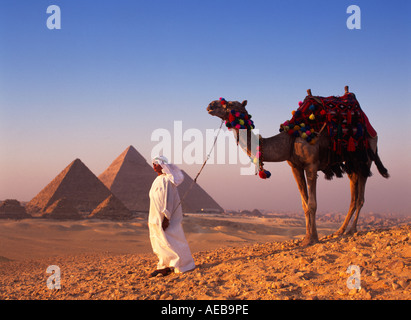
[0,0,410,214]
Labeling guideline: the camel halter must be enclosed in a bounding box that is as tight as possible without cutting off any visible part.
[220,97,271,179]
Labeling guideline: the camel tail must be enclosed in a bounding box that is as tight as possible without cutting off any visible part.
[368,148,390,179]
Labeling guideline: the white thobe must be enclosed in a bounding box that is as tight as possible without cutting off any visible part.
[148,174,195,273]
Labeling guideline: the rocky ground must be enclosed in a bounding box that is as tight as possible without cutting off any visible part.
[0,225,409,300]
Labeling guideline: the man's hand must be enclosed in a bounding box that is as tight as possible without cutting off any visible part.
[162,217,170,231]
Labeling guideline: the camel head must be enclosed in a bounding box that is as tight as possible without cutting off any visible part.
[207,98,248,121]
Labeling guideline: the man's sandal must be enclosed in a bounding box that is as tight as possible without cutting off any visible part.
[149,267,172,278]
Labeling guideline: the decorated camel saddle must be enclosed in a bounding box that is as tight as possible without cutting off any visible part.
[280,87,377,172]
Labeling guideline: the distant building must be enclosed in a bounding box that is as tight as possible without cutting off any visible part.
[0,199,31,219]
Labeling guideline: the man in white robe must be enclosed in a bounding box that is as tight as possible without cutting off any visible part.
[148,156,195,277]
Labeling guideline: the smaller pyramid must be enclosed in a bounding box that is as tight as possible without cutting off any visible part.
[178,171,224,213]
[88,194,133,220]
[26,158,114,216]
[41,198,82,220]
[0,199,31,219]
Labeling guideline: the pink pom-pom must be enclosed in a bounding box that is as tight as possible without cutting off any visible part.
[306,130,311,135]
[256,151,262,158]
[235,112,240,117]
[235,124,241,129]
[298,101,303,107]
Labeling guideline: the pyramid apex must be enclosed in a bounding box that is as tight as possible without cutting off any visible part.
[71,158,83,165]
[126,145,137,151]
[67,158,89,171]
[118,145,148,164]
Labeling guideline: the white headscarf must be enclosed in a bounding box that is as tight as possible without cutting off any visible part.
[152,156,184,187]
[152,155,169,166]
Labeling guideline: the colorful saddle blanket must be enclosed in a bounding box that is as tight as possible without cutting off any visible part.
[280,92,377,157]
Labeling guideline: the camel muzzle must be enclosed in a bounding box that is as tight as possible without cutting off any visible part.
[206,105,215,114]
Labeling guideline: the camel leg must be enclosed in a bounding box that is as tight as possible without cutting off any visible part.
[302,167,319,245]
[334,173,358,235]
[289,164,308,212]
[346,174,368,234]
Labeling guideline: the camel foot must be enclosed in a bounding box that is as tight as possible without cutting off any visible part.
[331,229,345,238]
[301,236,319,246]
[346,227,357,235]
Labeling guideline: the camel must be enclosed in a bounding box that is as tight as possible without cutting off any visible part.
[206,87,389,245]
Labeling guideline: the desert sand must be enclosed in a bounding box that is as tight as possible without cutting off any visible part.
[0,213,338,261]
[0,213,410,300]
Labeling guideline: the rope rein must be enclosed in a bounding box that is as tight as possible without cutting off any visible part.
[171,119,225,216]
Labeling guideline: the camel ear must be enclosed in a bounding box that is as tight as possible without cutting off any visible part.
[241,100,248,108]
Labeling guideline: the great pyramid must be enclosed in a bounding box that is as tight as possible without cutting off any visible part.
[0,199,31,219]
[99,145,224,213]
[88,194,133,220]
[178,171,224,213]
[98,146,156,212]
[41,198,82,220]
[26,158,113,216]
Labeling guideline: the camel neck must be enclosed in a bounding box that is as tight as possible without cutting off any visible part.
[233,129,292,163]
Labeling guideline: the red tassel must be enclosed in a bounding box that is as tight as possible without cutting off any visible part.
[347,137,356,152]
[259,170,267,179]
[347,111,352,125]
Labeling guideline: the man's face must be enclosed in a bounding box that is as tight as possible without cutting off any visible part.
[153,163,163,174]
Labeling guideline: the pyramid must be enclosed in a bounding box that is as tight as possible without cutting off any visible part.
[26,158,113,216]
[0,199,31,219]
[41,198,82,220]
[178,171,224,213]
[88,194,133,220]
[99,146,224,213]
[98,146,156,212]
